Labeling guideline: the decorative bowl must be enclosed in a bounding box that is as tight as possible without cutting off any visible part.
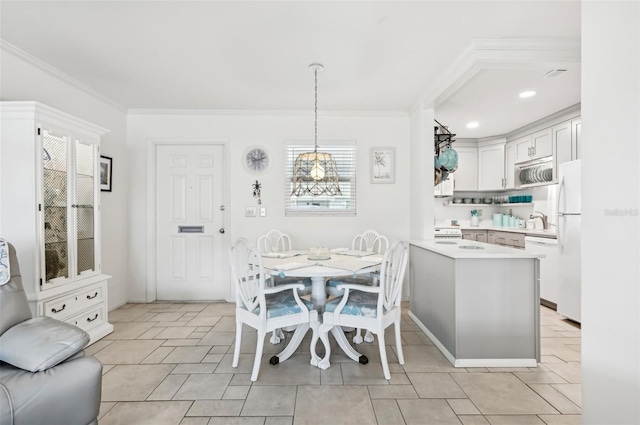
[453,198,462,204]
[483,198,493,204]
[463,198,472,204]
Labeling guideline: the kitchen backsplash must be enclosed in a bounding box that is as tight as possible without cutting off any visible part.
[434,185,558,228]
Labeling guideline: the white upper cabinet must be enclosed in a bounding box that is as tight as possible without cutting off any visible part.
[452,146,478,191]
[504,141,516,189]
[477,139,506,191]
[514,127,553,163]
[553,120,572,182]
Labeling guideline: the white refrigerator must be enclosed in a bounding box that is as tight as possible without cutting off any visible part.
[556,159,581,322]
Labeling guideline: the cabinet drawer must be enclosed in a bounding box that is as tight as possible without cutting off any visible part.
[67,303,106,332]
[43,283,104,320]
[508,233,526,248]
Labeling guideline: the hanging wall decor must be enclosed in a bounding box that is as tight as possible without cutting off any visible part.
[252,180,262,204]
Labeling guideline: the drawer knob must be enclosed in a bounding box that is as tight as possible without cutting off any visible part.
[87,314,99,323]
[51,304,66,314]
[87,292,98,300]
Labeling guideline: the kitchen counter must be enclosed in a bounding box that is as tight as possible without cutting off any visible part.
[408,242,541,367]
[411,239,545,259]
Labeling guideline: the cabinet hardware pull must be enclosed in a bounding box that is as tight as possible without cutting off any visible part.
[51,304,66,313]
[87,314,99,322]
[87,292,98,300]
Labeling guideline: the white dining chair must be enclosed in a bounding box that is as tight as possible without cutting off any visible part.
[314,241,408,380]
[230,239,320,382]
[257,229,312,344]
[326,229,389,343]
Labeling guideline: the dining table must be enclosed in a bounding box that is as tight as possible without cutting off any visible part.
[260,248,384,367]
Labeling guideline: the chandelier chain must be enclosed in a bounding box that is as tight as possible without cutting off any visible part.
[314,68,318,153]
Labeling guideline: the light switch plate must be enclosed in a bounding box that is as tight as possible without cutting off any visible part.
[259,207,267,217]
[245,206,257,217]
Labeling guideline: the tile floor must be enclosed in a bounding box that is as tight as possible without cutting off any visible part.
[91,302,581,425]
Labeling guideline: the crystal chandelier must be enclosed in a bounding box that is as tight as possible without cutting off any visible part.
[291,64,341,197]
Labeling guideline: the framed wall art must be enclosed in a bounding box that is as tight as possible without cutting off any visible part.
[100,155,113,192]
[371,147,395,184]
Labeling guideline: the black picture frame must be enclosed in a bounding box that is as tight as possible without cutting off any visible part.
[100,155,113,192]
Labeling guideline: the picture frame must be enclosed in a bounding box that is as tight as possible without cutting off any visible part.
[99,155,113,192]
[370,147,395,184]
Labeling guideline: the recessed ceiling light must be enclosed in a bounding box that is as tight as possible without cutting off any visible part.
[466,121,479,129]
[519,90,537,98]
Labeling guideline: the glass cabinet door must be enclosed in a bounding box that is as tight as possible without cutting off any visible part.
[74,140,96,276]
[42,130,70,283]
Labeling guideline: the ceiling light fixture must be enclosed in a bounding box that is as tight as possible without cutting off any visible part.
[466,121,479,129]
[291,63,341,197]
[519,90,537,99]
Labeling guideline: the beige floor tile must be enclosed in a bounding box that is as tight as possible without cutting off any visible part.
[202,353,225,363]
[86,339,114,355]
[199,331,237,346]
[142,346,175,364]
[265,417,294,425]
[98,401,116,419]
[104,321,156,339]
[162,346,211,363]
[528,384,580,414]
[320,363,343,385]
[229,373,253,385]
[172,363,217,374]
[215,353,258,374]
[550,384,581,407]
[155,326,198,339]
[209,345,230,354]
[372,399,405,425]
[223,385,250,399]
[537,414,582,424]
[400,345,458,372]
[148,374,189,400]
[397,399,460,425]
[484,415,545,424]
[163,339,202,347]
[150,312,187,322]
[452,373,557,415]
[199,303,237,316]
[459,415,490,425]
[178,304,208,312]
[108,308,149,322]
[389,372,411,384]
[543,362,581,384]
[210,315,238,330]
[368,384,418,399]
[408,372,467,398]
[138,327,167,339]
[102,364,176,401]
[514,371,568,384]
[341,361,389,385]
[447,398,481,415]
[102,364,115,375]
[252,355,320,385]
[293,385,376,425]
[99,401,192,425]
[186,400,244,416]
[401,331,427,345]
[208,418,265,425]
[186,316,222,327]
[242,385,297,416]
[180,418,210,425]
[173,373,233,400]
[94,339,164,364]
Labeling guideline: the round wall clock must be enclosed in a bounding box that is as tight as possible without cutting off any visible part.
[243,146,270,174]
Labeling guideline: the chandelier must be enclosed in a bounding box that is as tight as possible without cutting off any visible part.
[291,63,342,197]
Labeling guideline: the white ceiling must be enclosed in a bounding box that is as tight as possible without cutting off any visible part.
[0,1,581,138]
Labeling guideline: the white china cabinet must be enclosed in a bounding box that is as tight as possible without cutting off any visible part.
[0,102,113,343]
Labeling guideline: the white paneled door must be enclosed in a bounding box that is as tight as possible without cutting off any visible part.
[156,145,227,301]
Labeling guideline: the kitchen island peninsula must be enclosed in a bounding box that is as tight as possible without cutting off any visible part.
[409,240,544,367]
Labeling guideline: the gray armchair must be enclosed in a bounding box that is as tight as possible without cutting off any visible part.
[0,242,103,425]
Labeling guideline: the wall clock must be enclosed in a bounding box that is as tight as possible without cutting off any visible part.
[243,146,270,174]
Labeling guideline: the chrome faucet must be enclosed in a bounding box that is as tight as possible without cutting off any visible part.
[530,211,549,230]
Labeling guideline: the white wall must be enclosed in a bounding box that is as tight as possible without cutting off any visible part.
[127,111,410,302]
[409,108,435,240]
[0,44,130,310]
[582,2,640,423]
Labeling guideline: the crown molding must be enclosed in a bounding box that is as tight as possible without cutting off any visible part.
[1,39,126,112]
[127,108,409,117]
[413,38,581,112]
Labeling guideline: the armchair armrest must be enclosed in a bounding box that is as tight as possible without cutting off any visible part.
[335,283,380,294]
[0,316,89,372]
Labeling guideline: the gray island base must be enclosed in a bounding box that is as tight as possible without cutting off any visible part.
[409,240,544,368]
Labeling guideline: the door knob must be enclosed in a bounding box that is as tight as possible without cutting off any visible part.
[219,228,225,234]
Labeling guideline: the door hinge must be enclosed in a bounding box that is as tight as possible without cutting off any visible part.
[37,128,41,136]
[39,278,43,287]
[38,204,42,211]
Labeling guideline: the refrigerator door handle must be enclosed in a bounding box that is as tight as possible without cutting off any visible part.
[556,175,565,252]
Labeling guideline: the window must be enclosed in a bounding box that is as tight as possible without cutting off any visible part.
[285,142,356,216]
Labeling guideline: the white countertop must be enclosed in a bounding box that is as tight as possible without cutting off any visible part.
[411,239,545,259]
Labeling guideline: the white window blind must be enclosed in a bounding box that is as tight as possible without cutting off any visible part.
[285,142,356,216]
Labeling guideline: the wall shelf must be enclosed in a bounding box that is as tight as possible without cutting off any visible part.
[445,203,533,207]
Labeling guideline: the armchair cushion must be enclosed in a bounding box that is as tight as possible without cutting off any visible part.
[325,290,379,317]
[0,316,89,372]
